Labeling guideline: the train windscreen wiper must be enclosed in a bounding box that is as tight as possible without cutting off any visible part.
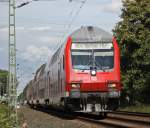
[94,60,105,72]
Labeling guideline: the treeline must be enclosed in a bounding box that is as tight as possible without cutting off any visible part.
[113,0,150,105]
[0,69,8,97]
[17,86,27,103]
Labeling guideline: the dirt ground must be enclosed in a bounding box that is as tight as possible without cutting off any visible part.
[17,106,100,128]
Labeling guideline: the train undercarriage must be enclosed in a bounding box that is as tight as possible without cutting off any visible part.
[60,91,120,113]
[28,89,120,117]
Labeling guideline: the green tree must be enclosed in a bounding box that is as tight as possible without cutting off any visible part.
[0,69,8,96]
[113,0,150,104]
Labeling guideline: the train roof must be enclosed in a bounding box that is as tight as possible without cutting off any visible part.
[70,26,112,43]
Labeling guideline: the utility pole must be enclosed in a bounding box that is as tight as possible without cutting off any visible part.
[8,0,18,126]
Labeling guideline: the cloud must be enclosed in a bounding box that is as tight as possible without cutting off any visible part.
[0,26,8,32]
[100,0,122,13]
[0,48,3,52]
[21,45,51,62]
[38,36,61,43]
[28,26,52,31]
[0,26,53,32]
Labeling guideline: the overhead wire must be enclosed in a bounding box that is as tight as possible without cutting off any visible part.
[64,0,87,36]
[55,0,87,50]
[52,0,80,51]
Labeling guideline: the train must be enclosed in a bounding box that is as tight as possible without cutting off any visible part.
[23,26,122,114]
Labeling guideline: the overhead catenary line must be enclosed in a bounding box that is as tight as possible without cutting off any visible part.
[55,0,87,50]
[65,0,87,35]
[53,0,81,50]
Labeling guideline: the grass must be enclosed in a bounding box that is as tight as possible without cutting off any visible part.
[120,104,150,113]
[0,103,11,128]
[0,103,18,128]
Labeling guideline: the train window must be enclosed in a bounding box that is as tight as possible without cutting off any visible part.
[94,50,114,70]
[51,47,62,64]
[51,52,57,64]
[71,50,92,70]
[47,71,50,76]
[71,49,114,71]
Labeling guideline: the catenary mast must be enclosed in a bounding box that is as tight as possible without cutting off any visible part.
[8,0,18,126]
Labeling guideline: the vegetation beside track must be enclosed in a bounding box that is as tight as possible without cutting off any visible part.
[0,104,14,128]
[113,0,150,105]
[0,103,22,128]
[0,69,8,98]
[120,104,150,113]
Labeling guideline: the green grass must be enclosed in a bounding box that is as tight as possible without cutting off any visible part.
[120,104,150,113]
[0,104,17,128]
[0,104,11,128]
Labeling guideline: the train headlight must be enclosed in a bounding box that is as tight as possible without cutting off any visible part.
[108,83,117,88]
[91,70,96,76]
[71,83,80,88]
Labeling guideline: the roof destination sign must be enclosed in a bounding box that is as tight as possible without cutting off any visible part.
[71,42,113,50]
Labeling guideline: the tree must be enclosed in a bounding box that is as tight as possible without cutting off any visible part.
[0,69,8,96]
[113,0,150,104]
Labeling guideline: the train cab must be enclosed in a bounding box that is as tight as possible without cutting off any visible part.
[64,26,122,112]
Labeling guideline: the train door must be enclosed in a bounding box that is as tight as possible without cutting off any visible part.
[58,62,61,97]
[47,71,50,99]
[46,76,48,99]
[37,81,39,101]
[48,72,51,100]
[60,55,65,97]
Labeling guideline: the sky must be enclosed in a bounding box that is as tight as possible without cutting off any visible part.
[0,0,122,93]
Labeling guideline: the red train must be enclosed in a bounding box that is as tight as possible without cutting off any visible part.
[25,26,122,113]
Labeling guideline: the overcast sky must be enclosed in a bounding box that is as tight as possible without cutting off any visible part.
[0,0,122,93]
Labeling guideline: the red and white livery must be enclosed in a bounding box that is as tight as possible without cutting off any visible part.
[26,26,122,112]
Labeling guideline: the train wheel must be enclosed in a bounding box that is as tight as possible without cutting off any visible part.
[60,98,67,109]
[99,112,107,118]
[103,112,107,117]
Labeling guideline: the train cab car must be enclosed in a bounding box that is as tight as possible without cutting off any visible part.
[62,26,122,112]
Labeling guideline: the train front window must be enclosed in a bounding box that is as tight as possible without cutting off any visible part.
[71,42,114,71]
[71,51,92,70]
[94,50,114,70]
[71,50,114,71]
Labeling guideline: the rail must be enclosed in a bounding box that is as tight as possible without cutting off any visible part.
[29,106,150,128]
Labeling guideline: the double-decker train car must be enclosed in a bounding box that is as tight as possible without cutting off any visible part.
[25,26,122,113]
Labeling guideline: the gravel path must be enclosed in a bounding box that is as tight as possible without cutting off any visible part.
[18,106,101,128]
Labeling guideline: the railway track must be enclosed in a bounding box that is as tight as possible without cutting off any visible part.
[110,111,150,117]
[31,106,150,128]
[74,111,150,128]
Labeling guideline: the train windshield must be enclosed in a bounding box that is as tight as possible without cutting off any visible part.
[71,43,114,71]
[71,50,92,70]
[94,50,114,71]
